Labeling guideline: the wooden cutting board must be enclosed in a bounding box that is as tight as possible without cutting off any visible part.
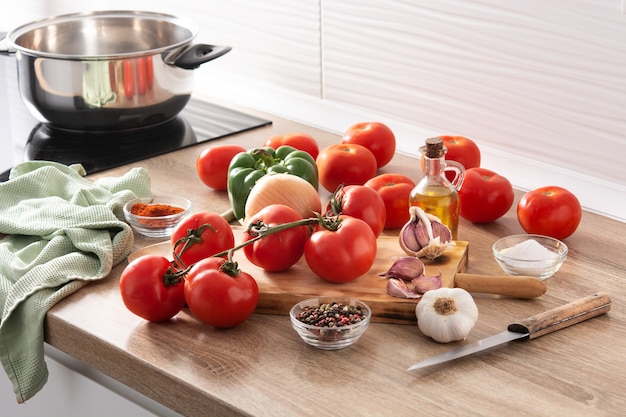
[130,229,468,324]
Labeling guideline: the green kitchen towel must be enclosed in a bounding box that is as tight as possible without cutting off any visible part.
[0,161,152,403]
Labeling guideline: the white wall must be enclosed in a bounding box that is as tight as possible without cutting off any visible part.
[2,1,625,221]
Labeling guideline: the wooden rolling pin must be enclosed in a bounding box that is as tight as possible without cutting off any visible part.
[454,273,547,298]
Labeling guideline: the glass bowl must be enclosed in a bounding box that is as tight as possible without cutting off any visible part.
[289,297,371,350]
[123,195,191,238]
[492,234,568,280]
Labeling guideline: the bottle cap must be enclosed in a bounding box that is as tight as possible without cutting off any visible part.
[423,137,446,158]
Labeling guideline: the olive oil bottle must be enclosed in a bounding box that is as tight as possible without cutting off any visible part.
[409,137,465,239]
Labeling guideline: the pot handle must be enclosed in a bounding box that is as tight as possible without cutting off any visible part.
[0,32,12,55]
[166,44,232,70]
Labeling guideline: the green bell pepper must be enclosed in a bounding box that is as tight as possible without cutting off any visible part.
[227,145,319,220]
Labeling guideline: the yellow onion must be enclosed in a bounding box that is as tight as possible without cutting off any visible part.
[244,173,322,222]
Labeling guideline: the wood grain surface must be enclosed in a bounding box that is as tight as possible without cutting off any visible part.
[43,99,626,417]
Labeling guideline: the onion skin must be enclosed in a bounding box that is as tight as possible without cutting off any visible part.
[245,173,322,221]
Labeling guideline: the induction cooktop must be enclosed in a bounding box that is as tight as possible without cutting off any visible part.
[0,98,272,181]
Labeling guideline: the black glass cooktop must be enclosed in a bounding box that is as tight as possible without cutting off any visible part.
[0,99,272,181]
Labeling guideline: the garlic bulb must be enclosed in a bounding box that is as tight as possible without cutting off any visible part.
[415,287,478,343]
[399,206,454,260]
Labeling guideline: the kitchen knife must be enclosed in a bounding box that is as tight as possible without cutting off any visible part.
[408,292,611,371]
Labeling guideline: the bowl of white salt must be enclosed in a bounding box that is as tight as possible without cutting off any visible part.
[492,234,568,280]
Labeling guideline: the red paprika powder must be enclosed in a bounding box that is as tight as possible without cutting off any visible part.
[131,203,184,217]
[130,203,185,228]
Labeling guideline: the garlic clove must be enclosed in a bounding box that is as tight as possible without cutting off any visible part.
[386,278,422,299]
[379,256,425,281]
[428,216,453,243]
[412,272,443,294]
[399,206,455,260]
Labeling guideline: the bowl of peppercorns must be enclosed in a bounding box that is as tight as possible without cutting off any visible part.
[123,195,191,238]
[289,297,371,350]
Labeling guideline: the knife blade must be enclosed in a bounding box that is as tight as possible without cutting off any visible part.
[408,292,611,371]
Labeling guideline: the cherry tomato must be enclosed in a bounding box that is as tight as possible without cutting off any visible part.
[325,185,386,237]
[341,122,396,168]
[171,212,235,267]
[185,257,259,328]
[304,216,377,283]
[316,143,378,192]
[422,136,481,182]
[243,204,309,271]
[119,255,185,322]
[264,132,319,160]
[517,186,582,240]
[458,168,514,223]
[364,173,416,229]
[196,144,247,190]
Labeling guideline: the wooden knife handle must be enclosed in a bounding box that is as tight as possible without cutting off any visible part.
[454,273,547,299]
[507,292,612,340]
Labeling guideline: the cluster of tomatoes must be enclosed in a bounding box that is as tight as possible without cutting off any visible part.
[197,122,416,230]
[121,122,583,328]
[120,211,260,328]
[434,135,582,240]
[198,127,582,241]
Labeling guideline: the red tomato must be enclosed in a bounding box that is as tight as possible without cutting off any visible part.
[316,143,378,192]
[171,212,235,267]
[119,255,185,322]
[304,216,377,283]
[364,173,416,229]
[196,144,247,190]
[421,136,481,181]
[325,185,386,237]
[243,204,309,271]
[264,132,319,160]
[458,168,514,223]
[341,122,396,168]
[517,186,582,240]
[185,257,259,328]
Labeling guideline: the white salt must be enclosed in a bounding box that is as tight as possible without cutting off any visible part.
[500,239,557,261]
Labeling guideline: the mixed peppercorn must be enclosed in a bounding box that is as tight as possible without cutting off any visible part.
[295,302,367,328]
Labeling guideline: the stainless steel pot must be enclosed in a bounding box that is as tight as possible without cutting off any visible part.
[0,10,231,131]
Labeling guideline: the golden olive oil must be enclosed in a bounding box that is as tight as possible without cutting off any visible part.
[409,187,460,240]
[410,137,464,240]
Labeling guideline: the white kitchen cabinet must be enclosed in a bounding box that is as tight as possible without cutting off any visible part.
[0,345,181,417]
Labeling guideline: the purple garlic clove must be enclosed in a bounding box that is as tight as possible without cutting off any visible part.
[412,272,443,294]
[386,278,422,299]
[379,256,425,281]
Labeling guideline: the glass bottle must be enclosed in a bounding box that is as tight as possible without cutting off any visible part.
[409,137,465,240]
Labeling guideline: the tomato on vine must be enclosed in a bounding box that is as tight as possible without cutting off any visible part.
[119,254,186,322]
[185,256,259,328]
[170,211,235,268]
[304,216,377,283]
[243,204,309,271]
[325,185,386,237]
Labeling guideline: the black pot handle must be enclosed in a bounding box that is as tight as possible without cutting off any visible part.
[170,44,231,70]
[0,32,12,55]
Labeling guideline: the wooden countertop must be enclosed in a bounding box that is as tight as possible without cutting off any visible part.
[44,101,626,417]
